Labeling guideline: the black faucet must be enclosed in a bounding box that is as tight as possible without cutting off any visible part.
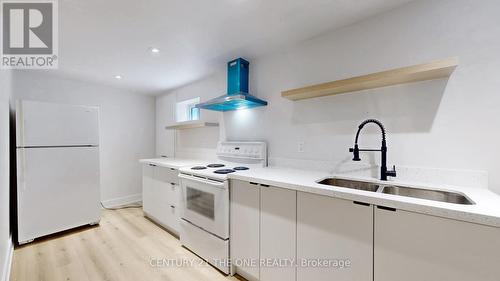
[349,119,396,181]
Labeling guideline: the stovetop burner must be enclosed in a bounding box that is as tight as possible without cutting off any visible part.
[214,169,235,174]
[207,164,225,168]
[233,166,250,171]
[191,166,207,170]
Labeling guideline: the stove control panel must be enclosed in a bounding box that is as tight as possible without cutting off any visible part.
[216,141,267,160]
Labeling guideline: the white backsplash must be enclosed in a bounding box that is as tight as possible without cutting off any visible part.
[175,149,217,162]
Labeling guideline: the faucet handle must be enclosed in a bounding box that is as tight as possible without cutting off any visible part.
[349,145,361,161]
[387,165,397,177]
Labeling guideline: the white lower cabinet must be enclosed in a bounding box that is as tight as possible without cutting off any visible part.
[297,192,373,281]
[260,186,296,281]
[230,181,260,281]
[142,164,181,234]
[231,179,500,281]
[142,164,163,218]
[374,207,500,281]
[230,180,296,281]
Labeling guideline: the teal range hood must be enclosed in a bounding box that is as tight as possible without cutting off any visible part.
[195,58,268,111]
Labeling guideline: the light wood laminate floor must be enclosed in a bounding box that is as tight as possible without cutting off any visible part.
[10,208,241,281]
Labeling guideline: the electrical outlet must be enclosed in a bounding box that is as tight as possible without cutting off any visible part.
[298,141,305,153]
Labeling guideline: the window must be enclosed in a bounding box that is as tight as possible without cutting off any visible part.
[175,97,200,122]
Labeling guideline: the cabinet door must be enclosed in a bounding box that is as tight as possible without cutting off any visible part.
[260,186,296,281]
[297,192,373,281]
[142,164,158,216]
[230,180,260,281]
[375,207,500,281]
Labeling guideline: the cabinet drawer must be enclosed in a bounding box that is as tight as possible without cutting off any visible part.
[156,181,179,204]
[144,200,180,234]
[165,204,180,233]
[157,167,179,185]
[166,183,180,207]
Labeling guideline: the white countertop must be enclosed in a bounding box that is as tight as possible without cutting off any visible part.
[139,158,204,170]
[228,167,500,228]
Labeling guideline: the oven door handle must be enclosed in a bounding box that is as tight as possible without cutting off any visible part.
[179,173,226,188]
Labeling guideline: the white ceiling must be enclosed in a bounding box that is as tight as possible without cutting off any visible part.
[56,0,412,95]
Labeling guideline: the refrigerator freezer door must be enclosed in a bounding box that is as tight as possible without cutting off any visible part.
[16,100,99,147]
[17,146,101,243]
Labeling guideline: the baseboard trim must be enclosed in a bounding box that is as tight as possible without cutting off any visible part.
[1,235,13,281]
[101,193,142,208]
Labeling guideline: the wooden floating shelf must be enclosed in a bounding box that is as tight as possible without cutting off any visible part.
[165,120,219,130]
[281,57,458,101]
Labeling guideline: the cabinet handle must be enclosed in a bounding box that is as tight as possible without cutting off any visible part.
[170,182,176,186]
[170,168,175,171]
[170,205,175,209]
[249,181,269,187]
[149,164,157,167]
[377,205,396,212]
[353,201,370,206]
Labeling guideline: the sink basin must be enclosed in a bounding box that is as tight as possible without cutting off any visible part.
[317,178,381,192]
[382,185,474,205]
[317,177,474,205]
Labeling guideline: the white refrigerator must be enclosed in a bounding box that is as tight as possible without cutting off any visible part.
[16,100,101,244]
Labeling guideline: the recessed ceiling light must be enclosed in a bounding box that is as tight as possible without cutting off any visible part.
[149,47,160,54]
[114,75,122,80]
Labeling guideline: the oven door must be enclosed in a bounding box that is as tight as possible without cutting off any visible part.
[179,174,229,239]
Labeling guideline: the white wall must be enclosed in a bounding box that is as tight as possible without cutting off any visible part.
[156,0,500,193]
[0,70,12,281]
[12,71,156,205]
[156,93,175,158]
[156,75,224,159]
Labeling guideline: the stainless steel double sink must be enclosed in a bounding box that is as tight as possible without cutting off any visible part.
[317,178,474,205]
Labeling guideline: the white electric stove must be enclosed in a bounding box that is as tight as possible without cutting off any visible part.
[178,141,267,274]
